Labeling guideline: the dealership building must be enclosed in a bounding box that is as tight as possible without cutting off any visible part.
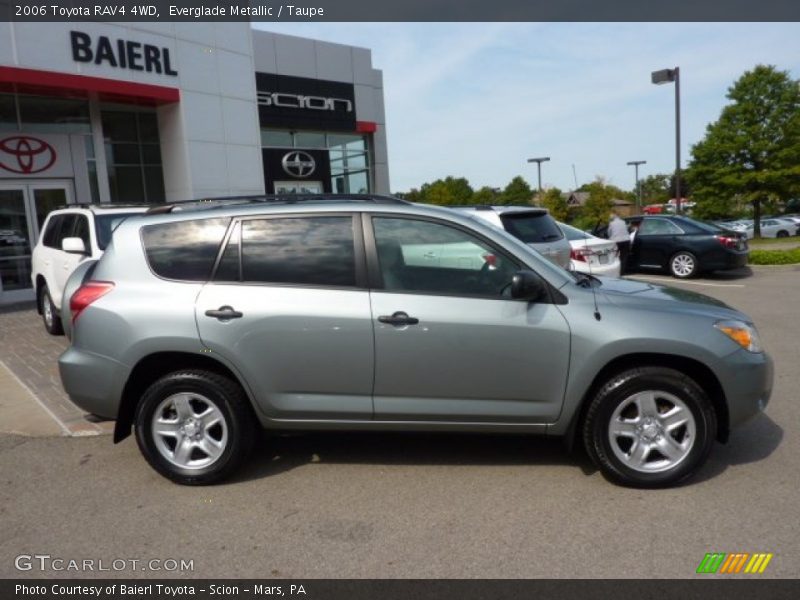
[0,21,390,304]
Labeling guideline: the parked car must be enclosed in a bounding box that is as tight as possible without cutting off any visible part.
[625,215,748,278]
[451,206,571,269]
[59,194,772,488]
[558,221,621,277]
[743,218,799,239]
[31,205,149,335]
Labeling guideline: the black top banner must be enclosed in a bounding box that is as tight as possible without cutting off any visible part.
[2,0,800,21]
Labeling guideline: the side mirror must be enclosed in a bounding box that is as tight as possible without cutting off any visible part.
[510,269,547,301]
[62,237,87,255]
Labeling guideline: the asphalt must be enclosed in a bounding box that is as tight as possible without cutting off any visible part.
[0,265,798,579]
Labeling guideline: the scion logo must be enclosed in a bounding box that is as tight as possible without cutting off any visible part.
[282,151,316,178]
[0,136,57,174]
[696,552,774,574]
[258,91,353,113]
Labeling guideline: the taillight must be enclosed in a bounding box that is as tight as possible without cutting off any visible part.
[570,247,593,262]
[70,281,114,324]
[715,235,738,249]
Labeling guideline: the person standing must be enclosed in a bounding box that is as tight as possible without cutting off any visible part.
[608,210,630,275]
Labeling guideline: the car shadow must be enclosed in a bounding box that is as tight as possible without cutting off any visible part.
[692,413,783,484]
[700,266,754,281]
[232,431,598,483]
[232,412,782,486]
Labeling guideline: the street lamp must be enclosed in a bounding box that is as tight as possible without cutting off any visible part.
[627,160,646,212]
[527,156,550,193]
[651,67,681,214]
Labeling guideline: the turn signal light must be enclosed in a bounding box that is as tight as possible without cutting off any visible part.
[70,281,115,324]
[715,235,738,249]
[570,247,593,262]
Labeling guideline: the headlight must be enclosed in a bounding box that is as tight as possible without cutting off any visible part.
[714,320,763,353]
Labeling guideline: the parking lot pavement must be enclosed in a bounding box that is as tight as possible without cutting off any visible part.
[0,265,798,578]
[0,302,111,436]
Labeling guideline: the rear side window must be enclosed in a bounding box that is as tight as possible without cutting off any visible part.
[72,215,90,249]
[221,216,356,287]
[500,213,563,244]
[95,212,141,250]
[142,218,229,281]
[42,215,64,248]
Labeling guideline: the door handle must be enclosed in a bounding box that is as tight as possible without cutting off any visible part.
[204,305,243,321]
[378,311,419,326]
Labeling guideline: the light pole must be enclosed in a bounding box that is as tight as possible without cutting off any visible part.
[527,157,550,193]
[627,160,646,213]
[651,67,681,214]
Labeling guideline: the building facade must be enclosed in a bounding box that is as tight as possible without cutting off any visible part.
[0,22,390,304]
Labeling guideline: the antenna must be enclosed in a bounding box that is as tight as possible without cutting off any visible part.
[584,228,602,321]
[572,164,579,189]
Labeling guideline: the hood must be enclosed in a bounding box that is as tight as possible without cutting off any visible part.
[598,277,747,320]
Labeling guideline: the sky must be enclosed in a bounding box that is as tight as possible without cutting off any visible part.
[255,23,800,194]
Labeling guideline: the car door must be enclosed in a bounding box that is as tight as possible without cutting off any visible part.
[52,214,90,307]
[633,218,683,269]
[367,214,571,424]
[195,214,375,421]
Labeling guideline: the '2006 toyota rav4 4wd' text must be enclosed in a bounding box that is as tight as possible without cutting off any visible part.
[58,195,773,487]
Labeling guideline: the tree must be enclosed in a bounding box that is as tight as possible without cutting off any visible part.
[539,187,568,221]
[471,186,500,205]
[639,173,672,204]
[498,176,533,205]
[687,65,800,232]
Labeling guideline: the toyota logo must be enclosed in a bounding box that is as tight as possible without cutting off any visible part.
[0,136,57,174]
[281,151,316,178]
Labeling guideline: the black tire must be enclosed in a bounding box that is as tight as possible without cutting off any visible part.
[776,230,789,238]
[40,285,64,336]
[582,366,717,488]
[669,250,698,279]
[134,370,256,485]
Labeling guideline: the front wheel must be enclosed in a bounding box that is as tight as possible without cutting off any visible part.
[776,230,789,238]
[134,370,255,485]
[582,367,717,488]
[669,251,698,278]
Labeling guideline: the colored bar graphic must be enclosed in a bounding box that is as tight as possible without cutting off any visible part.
[698,552,773,574]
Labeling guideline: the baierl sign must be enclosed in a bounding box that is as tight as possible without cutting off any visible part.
[70,31,178,77]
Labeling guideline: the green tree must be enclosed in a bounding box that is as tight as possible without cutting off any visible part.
[639,173,671,204]
[498,176,533,205]
[539,187,568,221]
[471,186,500,205]
[686,65,800,232]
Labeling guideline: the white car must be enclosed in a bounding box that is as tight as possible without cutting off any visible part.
[558,222,621,277]
[31,205,148,334]
[740,218,798,239]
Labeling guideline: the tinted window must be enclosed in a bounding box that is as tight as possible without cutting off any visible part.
[372,217,518,297]
[639,219,683,235]
[53,215,77,249]
[42,215,64,249]
[71,215,90,249]
[214,223,241,282]
[559,222,590,241]
[95,212,142,250]
[142,218,229,281]
[241,217,355,287]
[500,212,563,243]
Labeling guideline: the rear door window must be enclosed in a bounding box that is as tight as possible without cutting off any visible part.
[500,212,563,243]
[141,218,230,281]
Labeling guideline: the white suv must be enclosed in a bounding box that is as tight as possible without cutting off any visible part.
[31,205,148,334]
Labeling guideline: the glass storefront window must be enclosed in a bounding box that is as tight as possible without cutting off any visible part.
[18,95,90,134]
[294,131,326,148]
[102,110,164,204]
[0,94,17,132]
[261,129,293,147]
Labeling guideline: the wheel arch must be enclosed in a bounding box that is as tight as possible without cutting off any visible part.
[114,351,256,444]
[35,275,47,314]
[564,352,729,451]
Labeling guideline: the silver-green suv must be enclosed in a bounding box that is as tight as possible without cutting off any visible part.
[58,195,773,487]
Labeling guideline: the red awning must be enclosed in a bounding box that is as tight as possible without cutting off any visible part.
[0,66,180,105]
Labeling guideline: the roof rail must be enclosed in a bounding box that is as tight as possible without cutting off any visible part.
[144,193,409,214]
[57,202,159,210]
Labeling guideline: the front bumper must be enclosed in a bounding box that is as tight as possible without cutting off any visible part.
[718,348,773,428]
[58,347,128,419]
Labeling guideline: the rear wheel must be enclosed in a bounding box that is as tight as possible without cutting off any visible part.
[40,285,64,336]
[776,230,789,238]
[134,370,255,485]
[669,251,698,278]
[583,367,716,488]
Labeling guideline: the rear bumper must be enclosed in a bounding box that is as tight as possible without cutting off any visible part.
[572,260,620,278]
[58,347,128,419]
[717,349,773,428]
[705,250,748,271]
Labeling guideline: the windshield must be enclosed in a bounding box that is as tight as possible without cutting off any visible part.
[500,212,564,244]
[94,213,142,250]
